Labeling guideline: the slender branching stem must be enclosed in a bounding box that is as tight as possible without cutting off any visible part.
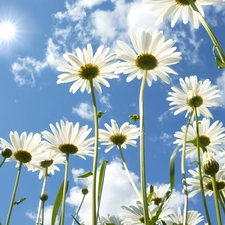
[181,112,193,225]
[6,162,23,225]
[72,194,85,225]
[211,175,222,225]
[60,153,69,225]
[139,70,149,224]
[0,158,6,168]
[118,145,142,200]
[194,108,211,225]
[89,78,99,225]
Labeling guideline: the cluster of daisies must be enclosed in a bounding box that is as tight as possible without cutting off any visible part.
[1,0,225,224]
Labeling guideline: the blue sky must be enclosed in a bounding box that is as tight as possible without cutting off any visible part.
[0,0,225,224]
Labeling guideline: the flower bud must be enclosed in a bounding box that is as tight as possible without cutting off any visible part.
[40,192,48,202]
[81,185,88,195]
[202,152,219,176]
[1,148,12,158]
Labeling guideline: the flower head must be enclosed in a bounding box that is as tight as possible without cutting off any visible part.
[99,119,140,152]
[187,168,225,197]
[116,28,181,86]
[100,214,123,225]
[167,75,221,118]
[0,131,44,168]
[41,120,94,159]
[56,44,119,94]
[174,118,225,158]
[163,206,204,225]
[144,0,221,29]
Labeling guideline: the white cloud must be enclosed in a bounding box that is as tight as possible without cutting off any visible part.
[99,93,112,109]
[25,211,36,220]
[216,70,225,107]
[72,102,93,120]
[66,158,140,224]
[160,132,173,146]
[158,111,172,124]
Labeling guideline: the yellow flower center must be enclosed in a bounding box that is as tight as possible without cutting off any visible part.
[205,181,225,191]
[78,63,100,80]
[110,134,127,146]
[192,135,210,148]
[135,53,158,70]
[175,0,196,6]
[59,143,78,154]
[40,159,54,168]
[151,197,162,206]
[187,95,203,108]
[14,150,32,163]
[139,216,144,223]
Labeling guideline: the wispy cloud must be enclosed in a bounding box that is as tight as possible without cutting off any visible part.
[216,70,225,108]
[99,93,112,109]
[72,102,93,120]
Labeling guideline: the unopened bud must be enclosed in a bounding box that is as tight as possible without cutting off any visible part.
[202,152,219,176]
[82,185,88,195]
[1,148,12,158]
[40,192,48,202]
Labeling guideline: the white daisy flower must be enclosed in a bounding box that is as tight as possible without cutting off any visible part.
[116,28,181,86]
[0,131,44,169]
[56,44,119,94]
[144,0,222,29]
[174,118,225,158]
[100,214,123,225]
[120,201,173,224]
[41,120,94,159]
[99,119,140,152]
[167,75,221,118]
[163,206,204,225]
[186,168,225,197]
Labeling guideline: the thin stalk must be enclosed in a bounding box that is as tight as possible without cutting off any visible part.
[89,78,99,225]
[219,192,225,214]
[194,108,211,225]
[211,175,222,225]
[6,162,23,225]
[72,194,85,225]
[118,145,142,200]
[188,0,225,63]
[181,112,193,225]
[0,158,6,168]
[36,169,48,225]
[139,70,149,224]
[60,153,69,225]
[41,200,45,225]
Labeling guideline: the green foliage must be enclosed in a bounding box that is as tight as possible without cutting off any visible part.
[97,111,107,118]
[13,197,26,205]
[129,114,140,122]
[77,171,93,178]
[147,185,154,204]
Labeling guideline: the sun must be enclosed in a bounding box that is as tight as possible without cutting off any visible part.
[0,22,16,41]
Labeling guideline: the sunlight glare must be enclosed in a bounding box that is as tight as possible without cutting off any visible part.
[0,22,16,40]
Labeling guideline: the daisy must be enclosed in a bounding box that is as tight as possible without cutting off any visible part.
[186,168,225,197]
[100,214,123,225]
[144,0,222,29]
[167,75,221,118]
[41,120,94,159]
[174,118,225,158]
[56,44,119,94]
[116,28,181,86]
[163,206,204,225]
[0,131,44,168]
[99,119,140,152]
[120,201,173,224]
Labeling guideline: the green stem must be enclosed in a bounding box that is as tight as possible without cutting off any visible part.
[211,175,222,225]
[41,200,45,225]
[72,194,85,225]
[90,78,99,225]
[188,0,225,63]
[0,158,6,168]
[219,191,225,214]
[181,112,193,225]
[194,108,211,225]
[36,169,48,225]
[60,153,69,225]
[118,145,142,200]
[139,70,149,224]
[6,162,23,225]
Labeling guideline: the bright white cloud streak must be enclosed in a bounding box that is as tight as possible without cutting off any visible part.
[72,102,93,120]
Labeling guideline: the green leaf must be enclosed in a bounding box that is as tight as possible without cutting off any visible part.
[13,197,26,205]
[215,55,225,69]
[77,171,93,178]
[170,146,179,193]
[97,160,108,218]
[129,114,140,122]
[70,214,81,225]
[51,180,69,225]
[147,185,154,204]
[97,111,107,118]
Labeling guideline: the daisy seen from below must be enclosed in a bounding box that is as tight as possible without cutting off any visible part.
[56,44,119,94]
[174,118,225,158]
[0,131,44,168]
[167,75,221,118]
[163,206,204,225]
[99,119,140,152]
[116,28,182,86]
[41,120,94,158]
[144,0,222,29]
[100,214,123,225]
[186,168,225,197]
